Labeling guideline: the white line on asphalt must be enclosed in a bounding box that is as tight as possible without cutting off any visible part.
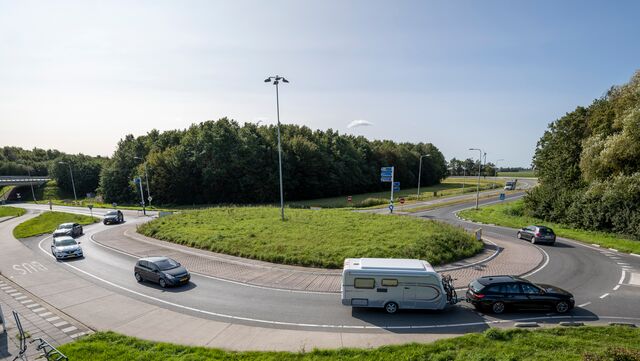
[521,245,550,278]
[578,302,591,307]
[70,332,86,339]
[600,293,609,299]
[592,244,601,247]
[631,253,640,258]
[613,285,620,291]
[619,270,627,285]
[608,248,618,252]
[617,263,630,266]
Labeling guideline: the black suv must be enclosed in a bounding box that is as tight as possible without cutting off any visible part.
[466,275,574,314]
[517,225,556,245]
[103,210,124,225]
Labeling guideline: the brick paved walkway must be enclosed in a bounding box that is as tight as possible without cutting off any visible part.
[92,223,543,291]
[0,275,92,360]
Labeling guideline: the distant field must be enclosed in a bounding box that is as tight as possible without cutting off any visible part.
[291,178,505,208]
[0,206,25,218]
[60,327,640,361]
[13,211,99,238]
[498,170,536,178]
[138,206,481,268]
[459,199,640,254]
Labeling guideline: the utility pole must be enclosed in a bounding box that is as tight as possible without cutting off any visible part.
[58,161,77,203]
[469,148,483,210]
[134,157,152,208]
[417,154,430,199]
[264,75,289,221]
[26,168,37,203]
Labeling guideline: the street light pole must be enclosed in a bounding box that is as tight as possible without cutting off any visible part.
[26,168,37,203]
[265,75,289,221]
[134,157,151,208]
[469,148,483,210]
[417,154,430,199]
[58,161,77,203]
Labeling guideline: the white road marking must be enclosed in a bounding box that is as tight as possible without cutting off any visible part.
[45,316,60,322]
[70,332,87,339]
[32,307,46,313]
[592,244,601,247]
[600,293,610,299]
[630,273,640,286]
[617,263,629,266]
[521,245,550,278]
[15,296,26,300]
[61,326,77,333]
[26,303,39,308]
[578,302,591,307]
[608,248,618,252]
[613,285,620,291]
[619,270,627,285]
[53,321,68,327]
[20,300,33,304]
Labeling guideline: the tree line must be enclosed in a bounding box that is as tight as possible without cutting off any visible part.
[447,158,497,177]
[99,119,448,205]
[525,70,640,240]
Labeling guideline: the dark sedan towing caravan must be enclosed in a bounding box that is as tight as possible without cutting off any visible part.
[466,275,575,314]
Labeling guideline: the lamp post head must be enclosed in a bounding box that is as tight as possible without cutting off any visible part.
[264,78,272,83]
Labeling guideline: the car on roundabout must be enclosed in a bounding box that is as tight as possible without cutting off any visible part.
[52,222,83,238]
[466,275,574,314]
[103,210,124,225]
[517,225,556,245]
[134,256,190,288]
[51,236,84,260]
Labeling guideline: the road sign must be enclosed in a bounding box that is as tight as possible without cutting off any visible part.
[347,196,352,203]
[148,196,153,202]
[380,176,392,182]
[380,166,393,173]
[393,182,400,191]
[87,204,93,210]
[112,202,117,208]
[134,177,141,185]
[399,197,405,204]
[499,193,505,201]
[388,204,394,212]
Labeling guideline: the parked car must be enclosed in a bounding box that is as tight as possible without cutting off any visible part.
[51,236,83,260]
[517,225,556,245]
[134,257,190,288]
[52,223,83,238]
[466,275,574,314]
[103,210,124,225]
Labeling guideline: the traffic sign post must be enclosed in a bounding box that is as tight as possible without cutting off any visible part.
[87,204,94,218]
[381,166,396,213]
[499,193,505,201]
[347,195,352,204]
[134,177,146,216]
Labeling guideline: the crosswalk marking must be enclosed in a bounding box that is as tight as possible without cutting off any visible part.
[630,273,640,286]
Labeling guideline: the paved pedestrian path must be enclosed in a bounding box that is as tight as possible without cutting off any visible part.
[92,222,544,291]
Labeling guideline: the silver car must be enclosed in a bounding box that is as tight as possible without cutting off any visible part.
[51,236,84,260]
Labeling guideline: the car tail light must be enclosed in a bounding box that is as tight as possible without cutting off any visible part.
[475,294,485,299]
[535,232,541,237]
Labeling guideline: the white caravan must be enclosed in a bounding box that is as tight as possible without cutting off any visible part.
[341,258,457,314]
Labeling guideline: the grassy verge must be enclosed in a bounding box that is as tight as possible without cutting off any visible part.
[498,171,537,178]
[13,211,99,238]
[404,191,516,213]
[291,178,505,209]
[459,199,640,254]
[138,207,481,268]
[59,327,640,361]
[0,206,26,218]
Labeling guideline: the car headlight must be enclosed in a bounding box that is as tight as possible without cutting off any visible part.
[165,273,176,279]
[569,297,574,301]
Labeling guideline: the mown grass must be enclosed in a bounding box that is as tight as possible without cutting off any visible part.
[291,178,505,209]
[138,207,481,268]
[0,206,26,218]
[459,199,640,254]
[13,211,99,238]
[498,171,537,178]
[59,327,640,361]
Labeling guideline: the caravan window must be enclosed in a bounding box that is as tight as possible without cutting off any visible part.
[354,278,375,289]
[381,279,398,287]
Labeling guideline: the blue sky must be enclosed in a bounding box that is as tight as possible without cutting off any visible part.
[1,1,639,166]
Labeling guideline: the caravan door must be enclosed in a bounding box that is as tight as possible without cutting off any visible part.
[402,285,416,308]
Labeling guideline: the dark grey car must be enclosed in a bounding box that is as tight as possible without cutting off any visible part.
[134,257,190,288]
[52,223,83,238]
[103,210,124,225]
[517,225,556,245]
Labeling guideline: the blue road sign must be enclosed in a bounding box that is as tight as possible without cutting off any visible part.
[499,193,505,201]
[134,177,141,184]
[393,181,400,191]
[380,167,393,177]
[388,204,394,212]
[381,176,393,182]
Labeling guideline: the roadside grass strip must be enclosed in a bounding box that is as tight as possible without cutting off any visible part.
[59,327,640,361]
[13,211,99,238]
[0,205,26,218]
[138,206,482,268]
[458,199,640,255]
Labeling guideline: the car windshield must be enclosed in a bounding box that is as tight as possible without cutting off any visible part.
[154,258,180,270]
[106,211,117,216]
[55,238,77,246]
[539,228,554,234]
[59,224,73,229]
[469,280,484,293]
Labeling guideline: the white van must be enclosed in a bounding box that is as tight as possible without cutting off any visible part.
[341,258,457,314]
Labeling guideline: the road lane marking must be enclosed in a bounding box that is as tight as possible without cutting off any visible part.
[521,245,550,278]
[630,273,640,286]
[608,248,618,252]
[613,285,620,291]
[600,293,610,299]
[15,296,26,300]
[592,244,601,247]
[578,302,591,307]
[619,270,627,285]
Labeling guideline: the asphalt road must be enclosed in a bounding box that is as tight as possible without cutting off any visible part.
[8,195,640,332]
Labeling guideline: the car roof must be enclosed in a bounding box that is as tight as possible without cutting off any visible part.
[477,275,529,285]
[53,236,75,242]
[59,223,74,227]
[139,256,171,263]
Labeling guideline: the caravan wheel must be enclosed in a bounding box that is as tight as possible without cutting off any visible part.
[384,302,399,314]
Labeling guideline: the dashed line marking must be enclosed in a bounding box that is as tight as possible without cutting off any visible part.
[32,307,46,313]
[61,326,77,333]
[578,302,591,307]
[608,248,619,252]
[20,300,33,304]
[69,332,87,339]
[38,312,53,317]
[45,316,60,322]
[26,303,40,309]
[14,296,26,300]
[53,321,68,327]
[600,293,610,299]
[9,292,21,297]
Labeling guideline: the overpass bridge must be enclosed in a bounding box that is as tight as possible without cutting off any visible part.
[0,176,50,187]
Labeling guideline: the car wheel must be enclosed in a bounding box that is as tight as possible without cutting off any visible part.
[531,237,537,244]
[135,272,143,282]
[492,301,506,314]
[384,302,399,314]
[159,278,167,288]
[516,232,522,239]
[556,301,570,313]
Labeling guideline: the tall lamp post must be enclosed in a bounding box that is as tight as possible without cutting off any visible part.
[134,156,151,208]
[417,154,430,199]
[264,75,289,221]
[58,161,77,203]
[24,167,37,203]
[469,148,483,209]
